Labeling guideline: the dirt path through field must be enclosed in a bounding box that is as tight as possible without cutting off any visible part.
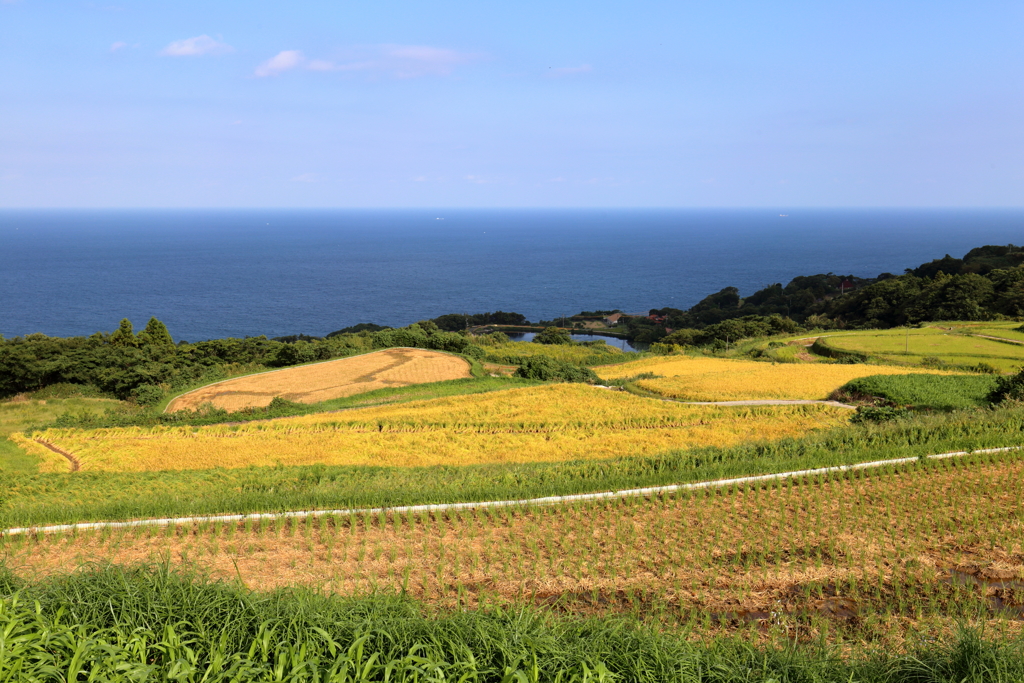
[972,333,1024,346]
[33,439,80,472]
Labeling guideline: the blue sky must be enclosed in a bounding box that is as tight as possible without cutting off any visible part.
[1,1,1021,208]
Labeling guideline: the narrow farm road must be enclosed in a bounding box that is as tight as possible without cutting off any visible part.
[971,333,1024,345]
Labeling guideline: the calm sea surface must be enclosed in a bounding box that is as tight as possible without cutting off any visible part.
[1,209,1022,341]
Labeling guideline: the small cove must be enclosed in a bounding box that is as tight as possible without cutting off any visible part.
[506,332,643,353]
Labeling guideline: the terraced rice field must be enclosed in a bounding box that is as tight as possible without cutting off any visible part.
[821,327,1024,372]
[9,453,1022,642]
[596,356,950,401]
[166,348,472,412]
[14,385,849,472]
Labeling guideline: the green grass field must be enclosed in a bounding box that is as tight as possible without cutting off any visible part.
[944,321,1024,344]
[840,373,998,410]
[819,327,1024,372]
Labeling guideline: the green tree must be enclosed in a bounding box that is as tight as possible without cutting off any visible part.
[137,317,175,350]
[534,326,571,345]
[109,319,138,348]
[513,357,597,382]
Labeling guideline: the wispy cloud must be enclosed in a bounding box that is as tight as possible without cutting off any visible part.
[161,35,233,57]
[110,41,129,52]
[255,44,481,79]
[255,50,305,77]
[547,64,592,78]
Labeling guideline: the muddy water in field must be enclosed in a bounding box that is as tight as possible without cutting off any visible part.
[947,567,1024,619]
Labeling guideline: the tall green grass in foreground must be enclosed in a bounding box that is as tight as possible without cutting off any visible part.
[5,406,1024,528]
[1,563,1022,682]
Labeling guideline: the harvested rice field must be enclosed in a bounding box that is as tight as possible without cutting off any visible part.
[166,348,472,412]
[9,453,1022,642]
[596,356,952,401]
[14,384,850,472]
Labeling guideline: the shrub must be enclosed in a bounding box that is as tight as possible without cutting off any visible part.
[851,405,912,424]
[988,368,1024,404]
[513,357,597,383]
[534,327,572,345]
[649,342,683,355]
[130,384,164,407]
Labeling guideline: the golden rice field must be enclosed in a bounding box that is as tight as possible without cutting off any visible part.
[166,348,472,412]
[597,356,952,401]
[14,384,850,473]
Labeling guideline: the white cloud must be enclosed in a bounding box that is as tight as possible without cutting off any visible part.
[258,44,481,79]
[547,64,592,77]
[161,35,233,57]
[380,44,476,77]
[255,50,305,77]
[110,41,129,52]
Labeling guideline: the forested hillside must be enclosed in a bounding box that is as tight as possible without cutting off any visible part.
[623,244,1024,342]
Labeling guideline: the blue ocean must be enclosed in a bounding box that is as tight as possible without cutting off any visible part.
[1,209,1022,342]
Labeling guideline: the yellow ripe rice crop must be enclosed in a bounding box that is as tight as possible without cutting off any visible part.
[596,356,952,401]
[166,348,472,412]
[20,384,849,473]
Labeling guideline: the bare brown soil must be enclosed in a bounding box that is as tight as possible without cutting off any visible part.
[166,348,472,412]
[8,457,1023,642]
[482,362,517,377]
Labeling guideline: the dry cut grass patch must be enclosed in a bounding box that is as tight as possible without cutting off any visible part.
[597,356,952,401]
[166,348,472,413]
[16,385,849,472]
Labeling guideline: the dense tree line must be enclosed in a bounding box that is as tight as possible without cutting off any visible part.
[0,318,372,401]
[621,244,1024,343]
